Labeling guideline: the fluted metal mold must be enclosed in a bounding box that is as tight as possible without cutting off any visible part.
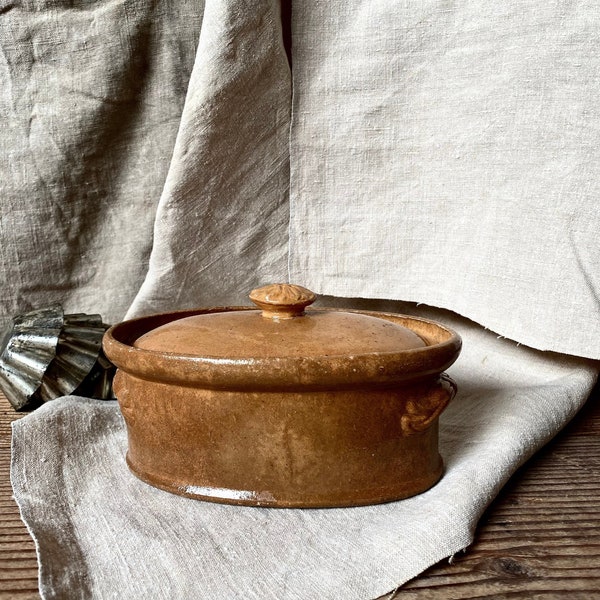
[0,306,114,411]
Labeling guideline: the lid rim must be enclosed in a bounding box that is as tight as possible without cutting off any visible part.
[103,307,461,390]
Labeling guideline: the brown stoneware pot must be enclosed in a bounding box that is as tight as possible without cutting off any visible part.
[103,283,461,508]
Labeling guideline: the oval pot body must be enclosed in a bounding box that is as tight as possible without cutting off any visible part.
[104,306,461,508]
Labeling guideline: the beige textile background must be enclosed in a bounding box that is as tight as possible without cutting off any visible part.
[290,0,600,359]
[2,1,599,359]
[0,0,203,327]
[1,0,291,328]
[125,0,290,318]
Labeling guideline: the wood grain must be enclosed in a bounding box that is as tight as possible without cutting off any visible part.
[0,394,40,600]
[0,384,598,599]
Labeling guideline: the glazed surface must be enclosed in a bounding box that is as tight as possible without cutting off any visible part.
[134,309,427,358]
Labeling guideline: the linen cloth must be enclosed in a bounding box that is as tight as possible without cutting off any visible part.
[126,0,291,317]
[290,0,600,359]
[11,303,598,600]
[0,0,203,327]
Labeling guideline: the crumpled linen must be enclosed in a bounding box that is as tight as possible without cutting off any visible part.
[2,1,599,353]
[0,0,203,328]
[125,0,291,317]
[11,303,597,600]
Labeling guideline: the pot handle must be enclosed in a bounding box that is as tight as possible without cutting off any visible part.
[249,283,316,320]
[401,373,457,435]
[112,370,136,425]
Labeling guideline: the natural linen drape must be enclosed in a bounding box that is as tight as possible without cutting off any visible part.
[4,1,600,599]
[1,0,203,326]
[289,1,600,360]
[2,1,599,361]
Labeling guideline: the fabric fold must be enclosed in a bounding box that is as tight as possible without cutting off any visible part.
[0,0,202,327]
[11,303,598,599]
[126,0,291,318]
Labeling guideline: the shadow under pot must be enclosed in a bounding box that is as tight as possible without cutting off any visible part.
[102,283,461,508]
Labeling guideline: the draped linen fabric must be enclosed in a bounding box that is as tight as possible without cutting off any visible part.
[0,0,203,327]
[3,0,600,598]
[125,0,290,317]
[11,306,597,600]
[2,1,599,357]
[290,1,600,360]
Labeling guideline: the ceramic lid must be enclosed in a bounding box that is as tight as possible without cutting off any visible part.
[134,283,427,358]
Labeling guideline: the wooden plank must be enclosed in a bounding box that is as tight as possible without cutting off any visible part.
[0,392,39,600]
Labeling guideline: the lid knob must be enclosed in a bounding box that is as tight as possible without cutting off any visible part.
[249,284,316,320]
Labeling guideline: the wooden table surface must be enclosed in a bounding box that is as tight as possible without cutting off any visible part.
[1,385,599,600]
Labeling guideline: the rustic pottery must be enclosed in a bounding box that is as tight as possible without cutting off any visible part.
[102,284,461,508]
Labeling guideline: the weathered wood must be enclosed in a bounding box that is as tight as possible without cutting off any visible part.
[0,393,39,600]
[1,384,599,599]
